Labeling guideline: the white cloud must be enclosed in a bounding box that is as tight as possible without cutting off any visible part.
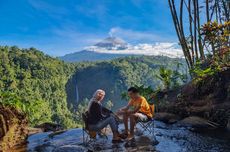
[108,27,172,43]
[86,42,183,58]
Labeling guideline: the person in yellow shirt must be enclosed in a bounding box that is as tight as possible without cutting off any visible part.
[117,87,153,140]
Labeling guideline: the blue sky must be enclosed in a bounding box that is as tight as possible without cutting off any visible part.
[0,0,178,56]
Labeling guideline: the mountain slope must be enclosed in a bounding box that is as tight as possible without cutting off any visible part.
[60,37,183,62]
[67,56,187,110]
[94,37,127,49]
[60,50,133,62]
[0,46,186,128]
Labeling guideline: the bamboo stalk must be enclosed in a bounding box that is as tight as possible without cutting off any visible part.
[221,0,229,21]
[168,0,191,68]
[193,0,199,60]
[188,0,195,63]
[180,0,193,65]
[206,0,210,22]
[196,0,205,60]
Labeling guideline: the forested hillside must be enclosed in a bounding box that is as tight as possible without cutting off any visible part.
[0,46,186,128]
[0,46,77,128]
[66,56,187,110]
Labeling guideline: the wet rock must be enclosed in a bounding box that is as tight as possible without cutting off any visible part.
[181,82,197,100]
[53,145,86,152]
[188,105,212,116]
[124,139,137,148]
[134,128,144,136]
[155,112,181,124]
[188,99,208,106]
[24,122,230,152]
[28,127,43,135]
[48,130,67,138]
[227,119,230,131]
[0,104,28,151]
[35,123,64,132]
[178,116,218,129]
[33,143,55,152]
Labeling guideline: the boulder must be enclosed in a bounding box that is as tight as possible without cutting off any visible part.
[162,68,230,129]
[181,82,197,100]
[154,112,181,124]
[53,145,86,152]
[28,127,43,135]
[0,105,28,151]
[178,116,219,129]
[35,122,64,132]
[188,105,212,116]
[227,119,230,131]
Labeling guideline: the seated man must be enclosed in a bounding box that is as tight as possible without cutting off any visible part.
[117,87,153,140]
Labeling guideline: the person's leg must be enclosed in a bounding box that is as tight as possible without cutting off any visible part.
[95,116,117,131]
[123,113,129,134]
[106,116,122,140]
[127,113,148,140]
[129,114,136,138]
[89,116,120,140]
[130,114,135,134]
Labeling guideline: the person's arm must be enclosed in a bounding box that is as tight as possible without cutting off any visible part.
[120,105,129,111]
[101,106,113,117]
[93,102,103,120]
[127,104,141,114]
[101,106,112,114]
[116,102,131,115]
[123,100,134,110]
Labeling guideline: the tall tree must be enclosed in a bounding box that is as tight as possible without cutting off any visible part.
[168,0,230,69]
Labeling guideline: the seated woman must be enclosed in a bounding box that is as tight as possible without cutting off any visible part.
[87,89,123,143]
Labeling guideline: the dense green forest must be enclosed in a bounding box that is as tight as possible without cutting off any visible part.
[67,56,188,110]
[0,46,78,128]
[0,46,187,128]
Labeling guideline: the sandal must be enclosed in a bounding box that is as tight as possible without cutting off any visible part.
[126,134,134,141]
[119,133,128,139]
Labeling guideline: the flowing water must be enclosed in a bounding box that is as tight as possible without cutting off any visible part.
[18,121,230,152]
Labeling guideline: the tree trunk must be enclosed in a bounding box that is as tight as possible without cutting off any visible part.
[206,0,210,22]
[188,0,195,63]
[180,0,194,66]
[168,0,191,68]
[196,0,205,60]
[221,0,229,21]
[193,0,199,60]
